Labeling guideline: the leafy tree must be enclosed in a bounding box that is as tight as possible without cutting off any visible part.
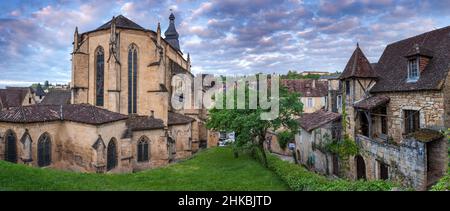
[206,77,303,167]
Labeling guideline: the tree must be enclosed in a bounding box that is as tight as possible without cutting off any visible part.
[206,76,303,167]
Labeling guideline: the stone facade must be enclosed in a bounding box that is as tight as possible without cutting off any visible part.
[355,135,447,190]
[0,14,216,174]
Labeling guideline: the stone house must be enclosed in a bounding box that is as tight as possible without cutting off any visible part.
[0,87,36,110]
[339,27,450,190]
[320,73,342,113]
[294,110,341,175]
[282,79,328,113]
[0,14,213,173]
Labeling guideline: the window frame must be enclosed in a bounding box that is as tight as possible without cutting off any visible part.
[95,47,105,107]
[137,137,150,162]
[404,109,420,134]
[407,57,420,82]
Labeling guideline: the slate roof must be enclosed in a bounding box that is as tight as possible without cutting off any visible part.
[164,13,180,51]
[96,15,145,31]
[0,89,29,109]
[297,110,341,132]
[340,44,378,79]
[0,104,128,125]
[126,115,165,131]
[281,79,328,97]
[41,90,71,105]
[34,84,46,97]
[371,26,450,92]
[168,112,195,125]
[353,95,390,110]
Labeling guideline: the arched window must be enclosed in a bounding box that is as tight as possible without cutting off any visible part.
[95,47,105,106]
[137,136,149,162]
[128,44,138,114]
[20,132,32,162]
[107,139,117,171]
[4,130,17,163]
[38,133,51,167]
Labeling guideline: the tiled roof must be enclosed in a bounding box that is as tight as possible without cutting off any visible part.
[96,15,145,31]
[126,115,165,131]
[0,104,128,125]
[340,44,378,79]
[168,112,195,125]
[353,95,390,110]
[281,79,328,97]
[0,89,29,109]
[297,110,341,132]
[371,26,450,92]
[41,90,71,105]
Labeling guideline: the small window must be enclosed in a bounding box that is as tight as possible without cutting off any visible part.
[379,162,389,180]
[29,97,32,104]
[407,58,419,82]
[307,98,313,108]
[337,95,342,109]
[404,110,420,134]
[345,81,351,95]
[137,137,149,162]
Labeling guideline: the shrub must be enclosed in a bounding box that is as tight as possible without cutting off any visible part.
[431,170,449,191]
[266,153,396,191]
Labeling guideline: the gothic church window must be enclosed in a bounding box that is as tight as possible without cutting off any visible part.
[128,44,138,114]
[107,139,117,171]
[20,132,32,161]
[38,133,51,167]
[137,136,149,162]
[95,47,105,106]
[4,130,17,163]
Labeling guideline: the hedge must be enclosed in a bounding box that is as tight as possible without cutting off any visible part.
[266,153,396,191]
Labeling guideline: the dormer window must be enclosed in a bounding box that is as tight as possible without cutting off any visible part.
[407,57,419,82]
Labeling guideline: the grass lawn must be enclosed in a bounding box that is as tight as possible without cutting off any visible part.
[0,147,289,191]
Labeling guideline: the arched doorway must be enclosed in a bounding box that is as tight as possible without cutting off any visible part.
[107,139,117,171]
[5,130,17,163]
[355,155,366,180]
[38,133,52,167]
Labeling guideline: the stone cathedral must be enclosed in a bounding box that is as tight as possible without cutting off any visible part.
[0,14,215,173]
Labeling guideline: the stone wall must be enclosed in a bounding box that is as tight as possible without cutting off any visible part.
[354,134,448,190]
[379,91,445,143]
[294,124,336,175]
[265,132,291,156]
[0,120,174,173]
[130,129,168,171]
[170,123,193,160]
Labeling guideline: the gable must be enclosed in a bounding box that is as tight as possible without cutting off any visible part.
[371,26,450,93]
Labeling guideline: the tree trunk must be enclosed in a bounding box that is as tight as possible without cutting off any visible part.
[258,132,268,168]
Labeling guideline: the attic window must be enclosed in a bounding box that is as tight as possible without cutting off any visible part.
[407,57,419,82]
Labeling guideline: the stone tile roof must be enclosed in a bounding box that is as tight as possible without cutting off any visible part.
[371,26,450,92]
[281,79,328,97]
[96,15,145,31]
[0,104,128,125]
[126,115,165,131]
[297,110,341,132]
[41,90,71,105]
[353,95,390,110]
[340,44,378,79]
[168,112,195,125]
[0,88,29,109]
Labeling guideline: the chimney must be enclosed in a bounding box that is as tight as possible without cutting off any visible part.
[150,110,155,118]
[312,80,316,89]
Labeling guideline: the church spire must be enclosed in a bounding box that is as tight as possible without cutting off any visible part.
[157,22,161,46]
[164,12,180,51]
[73,26,79,52]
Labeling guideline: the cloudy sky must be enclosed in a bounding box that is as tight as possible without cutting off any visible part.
[1,0,450,87]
